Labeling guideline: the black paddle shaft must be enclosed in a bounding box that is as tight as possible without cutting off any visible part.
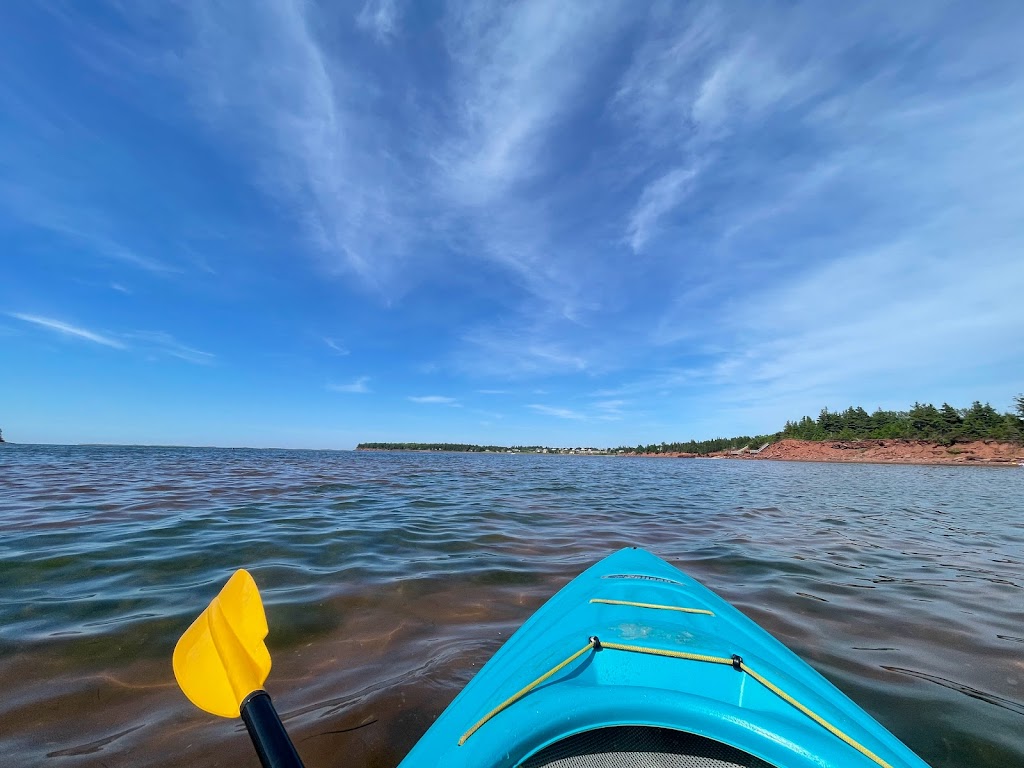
[240,691,305,768]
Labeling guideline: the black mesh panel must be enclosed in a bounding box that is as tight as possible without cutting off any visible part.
[519,726,779,768]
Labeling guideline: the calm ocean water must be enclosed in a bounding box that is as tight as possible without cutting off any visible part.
[0,445,1021,767]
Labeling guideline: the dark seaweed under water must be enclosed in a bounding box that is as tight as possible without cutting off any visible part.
[0,445,1021,767]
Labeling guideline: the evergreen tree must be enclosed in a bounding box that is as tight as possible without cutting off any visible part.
[869,408,902,437]
[817,408,843,436]
[995,413,1022,442]
[846,406,872,434]
[961,401,1001,439]
[908,402,942,439]
[939,403,962,436]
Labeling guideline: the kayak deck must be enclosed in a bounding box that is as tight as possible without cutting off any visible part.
[397,548,929,768]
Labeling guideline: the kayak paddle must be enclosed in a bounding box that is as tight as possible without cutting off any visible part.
[173,569,305,768]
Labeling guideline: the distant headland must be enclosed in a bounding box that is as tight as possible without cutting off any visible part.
[357,443,611,455]
[358,396,1024,466]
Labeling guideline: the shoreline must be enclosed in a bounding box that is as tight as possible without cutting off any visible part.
[361,439,1024,466]
[632,438,1024,466]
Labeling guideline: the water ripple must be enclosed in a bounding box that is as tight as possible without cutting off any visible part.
[1,445,1022,766]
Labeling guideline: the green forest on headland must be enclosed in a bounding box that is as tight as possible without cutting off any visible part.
[357,395,1024,455]
[646,397,1024,455]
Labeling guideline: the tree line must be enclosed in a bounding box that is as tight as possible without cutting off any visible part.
[610,434,779,455]
[779,398,1023,444]
[358,396,1024,456]
[628,395,1024,454]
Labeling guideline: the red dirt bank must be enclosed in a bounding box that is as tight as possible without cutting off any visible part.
[717,438,1024,465]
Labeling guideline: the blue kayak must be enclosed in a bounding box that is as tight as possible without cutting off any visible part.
[398,547,930,768]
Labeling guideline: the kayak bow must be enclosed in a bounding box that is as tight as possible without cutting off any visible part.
[397,547,930,768]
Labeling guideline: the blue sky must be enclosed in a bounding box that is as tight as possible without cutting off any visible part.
[2,1,1023,449]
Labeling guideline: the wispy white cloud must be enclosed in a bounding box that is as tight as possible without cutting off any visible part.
[9,313,125,349]
[604,4,1024,424]
[470,408,505,421]
[612,4,720,146]
[613,5,827,255]
[126,331,216,365]
[408,395,459,405]
[613,5,822,147]
[459,322,592,377]
[441,1,623,204]
[97,242,179,275]
[528,404,584,420]
[324,337,349,356]
[329,376,371,394]
[356,0,400,43]
[430,1,636,329]
[0,51,192,280]
[603,220,1024,436]
[528,399,630,423]
[9,313,219,365]
[0,181,181,276]
[627,166,698,253]
[477,389,511,395]
[44,1,640,366]
[174,1,416,291]
[722,241,1024,400]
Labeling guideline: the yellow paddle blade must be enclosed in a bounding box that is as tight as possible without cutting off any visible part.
[172,569,272,718]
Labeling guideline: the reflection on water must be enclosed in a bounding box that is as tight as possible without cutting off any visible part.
[1,445,1022,766]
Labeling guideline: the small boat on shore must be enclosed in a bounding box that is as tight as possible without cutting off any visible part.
[174,548,930,767]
